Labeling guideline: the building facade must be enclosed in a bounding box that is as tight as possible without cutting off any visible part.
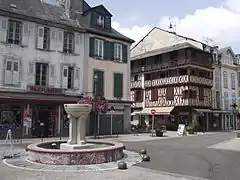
[130,27,214,131]
[0,0,133,139]
[217,47,239,130]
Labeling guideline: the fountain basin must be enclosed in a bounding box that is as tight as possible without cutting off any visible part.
[26,140,125,165]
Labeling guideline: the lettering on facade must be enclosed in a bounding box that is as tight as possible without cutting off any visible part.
[27,86,63,95]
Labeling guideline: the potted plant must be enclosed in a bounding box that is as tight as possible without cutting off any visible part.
[155,123,164,137]
[186,125,194,134]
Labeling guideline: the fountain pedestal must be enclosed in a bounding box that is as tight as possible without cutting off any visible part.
[60,104,92,150]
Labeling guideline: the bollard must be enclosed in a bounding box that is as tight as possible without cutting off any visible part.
[140,149,147,155]
[142,155,150,162]
[118,161,127,170]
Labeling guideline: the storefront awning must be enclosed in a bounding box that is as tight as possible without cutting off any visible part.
[194,109,212,113]
[131,111,141,116]
[138,107,174,115]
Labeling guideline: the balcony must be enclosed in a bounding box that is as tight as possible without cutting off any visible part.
[130,80,142,89]
[144,75,189,87]
[189,76,213,86]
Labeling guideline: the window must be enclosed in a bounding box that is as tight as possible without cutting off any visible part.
[4,59,20,85]
[94,39,104,58]
[135,91,143,102]
[151,89,158,101]
[113,73,123,98]
[114,43,123,61]
[231,73,236,89]
[8,20,21,45]
[224,92,229,110]
[166,87,174,100]
[216,91,220,109]
[215,71,220,89]
[43,27,50,50]
[62,66,76,89]
[232,93,236,105]
[63,32,74,53]
[223,71,228,88]
[238,72,240,87]
[97,15,104,27]
[199,87,204,100]
[35,63,48,86]
[182,90,197,99]
[93,70,104,96]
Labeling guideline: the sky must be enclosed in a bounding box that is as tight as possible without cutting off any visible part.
[49,0,240,52]
[85,0,240,52]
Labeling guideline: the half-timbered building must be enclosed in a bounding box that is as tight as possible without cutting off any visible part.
[131,32,214,131]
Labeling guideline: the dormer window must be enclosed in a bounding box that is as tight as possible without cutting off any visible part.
[97,15,104,28]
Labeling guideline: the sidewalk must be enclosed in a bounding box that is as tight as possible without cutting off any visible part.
[0,131,216,145]
[208,137,240,151]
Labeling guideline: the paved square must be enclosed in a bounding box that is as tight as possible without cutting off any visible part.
[1,132,240,180]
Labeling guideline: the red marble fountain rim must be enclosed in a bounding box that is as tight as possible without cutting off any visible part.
[26,140,125,154]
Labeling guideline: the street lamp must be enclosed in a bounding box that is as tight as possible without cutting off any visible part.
[231,103,238,130]
[93,73,98,138]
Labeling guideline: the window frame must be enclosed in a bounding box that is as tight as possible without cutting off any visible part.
[97,15,105,27]
[7,20,21,45]
[223,71,228,88]
[63,32,74,53]
[114,43,123,61]
[94,39,104,59]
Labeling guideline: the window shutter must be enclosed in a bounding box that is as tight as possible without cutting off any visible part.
[109,42,114,61]
[22,22,29,46]
[99,71,104,96]
[0,17,8,42]
[12,60,20,85]
[37,26,44,49]
[4,60,12,84]
[74,67,80,89]
[104,16,111,31]
[122,44,128,63]
[49,64,56,86]
[62,66,68,89]
[89,37,95,57]
[58,31,64,52]
[90,12,97,27]
[50,29,56,51]
[28,62,35,85]
[104,41,110,60]
[74,33,81,55]
[114,73,123,98]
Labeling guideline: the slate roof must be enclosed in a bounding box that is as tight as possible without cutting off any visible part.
[0,0,134,43]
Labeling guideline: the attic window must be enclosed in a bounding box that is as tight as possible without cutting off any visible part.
[10,4,17,9]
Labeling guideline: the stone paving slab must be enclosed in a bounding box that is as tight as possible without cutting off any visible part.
[0,164,210,180]
[208,137,240,152]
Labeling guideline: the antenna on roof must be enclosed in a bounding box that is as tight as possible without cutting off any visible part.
[168,17,176,34]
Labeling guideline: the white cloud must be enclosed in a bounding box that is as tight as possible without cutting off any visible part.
[112,0,240,50]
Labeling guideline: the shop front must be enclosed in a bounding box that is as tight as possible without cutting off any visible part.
[0,87,80,139]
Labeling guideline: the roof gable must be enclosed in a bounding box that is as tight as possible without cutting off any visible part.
[89,5,112,17]
[130,27,209,58]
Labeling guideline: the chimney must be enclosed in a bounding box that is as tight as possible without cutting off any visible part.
[70,0,84,16]
[58,0,71,19]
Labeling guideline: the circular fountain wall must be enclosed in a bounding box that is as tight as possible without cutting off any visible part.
[26,140,125,165]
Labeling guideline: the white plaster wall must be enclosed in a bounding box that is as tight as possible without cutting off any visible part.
[84,33,131,101]
[0,16,85,94]
[131,28,205,58]
[221,66,238,109]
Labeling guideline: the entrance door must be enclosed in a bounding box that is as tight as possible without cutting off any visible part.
[39,110,50,138]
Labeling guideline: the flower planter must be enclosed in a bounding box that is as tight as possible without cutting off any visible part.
[156,130,163,137]
[188,129,194,134]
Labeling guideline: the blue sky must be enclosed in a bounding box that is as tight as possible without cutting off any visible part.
[48,0,240,52]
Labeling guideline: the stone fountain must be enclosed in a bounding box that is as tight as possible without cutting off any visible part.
[60,104,92,150]
[26,102,125,165]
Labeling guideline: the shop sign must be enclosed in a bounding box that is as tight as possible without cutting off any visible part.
[27,86,63,95]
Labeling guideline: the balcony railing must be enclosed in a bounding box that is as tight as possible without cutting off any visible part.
[189,76,213,86]
[130,80,142,89]
[131,102,143,108]
[144,75,189,87]
[144,75,213,87]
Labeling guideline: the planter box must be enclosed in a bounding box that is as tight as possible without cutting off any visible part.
[156,131,163,137]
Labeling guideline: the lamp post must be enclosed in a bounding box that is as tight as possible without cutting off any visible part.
[231,103,238,130]
[93,74,98,139]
